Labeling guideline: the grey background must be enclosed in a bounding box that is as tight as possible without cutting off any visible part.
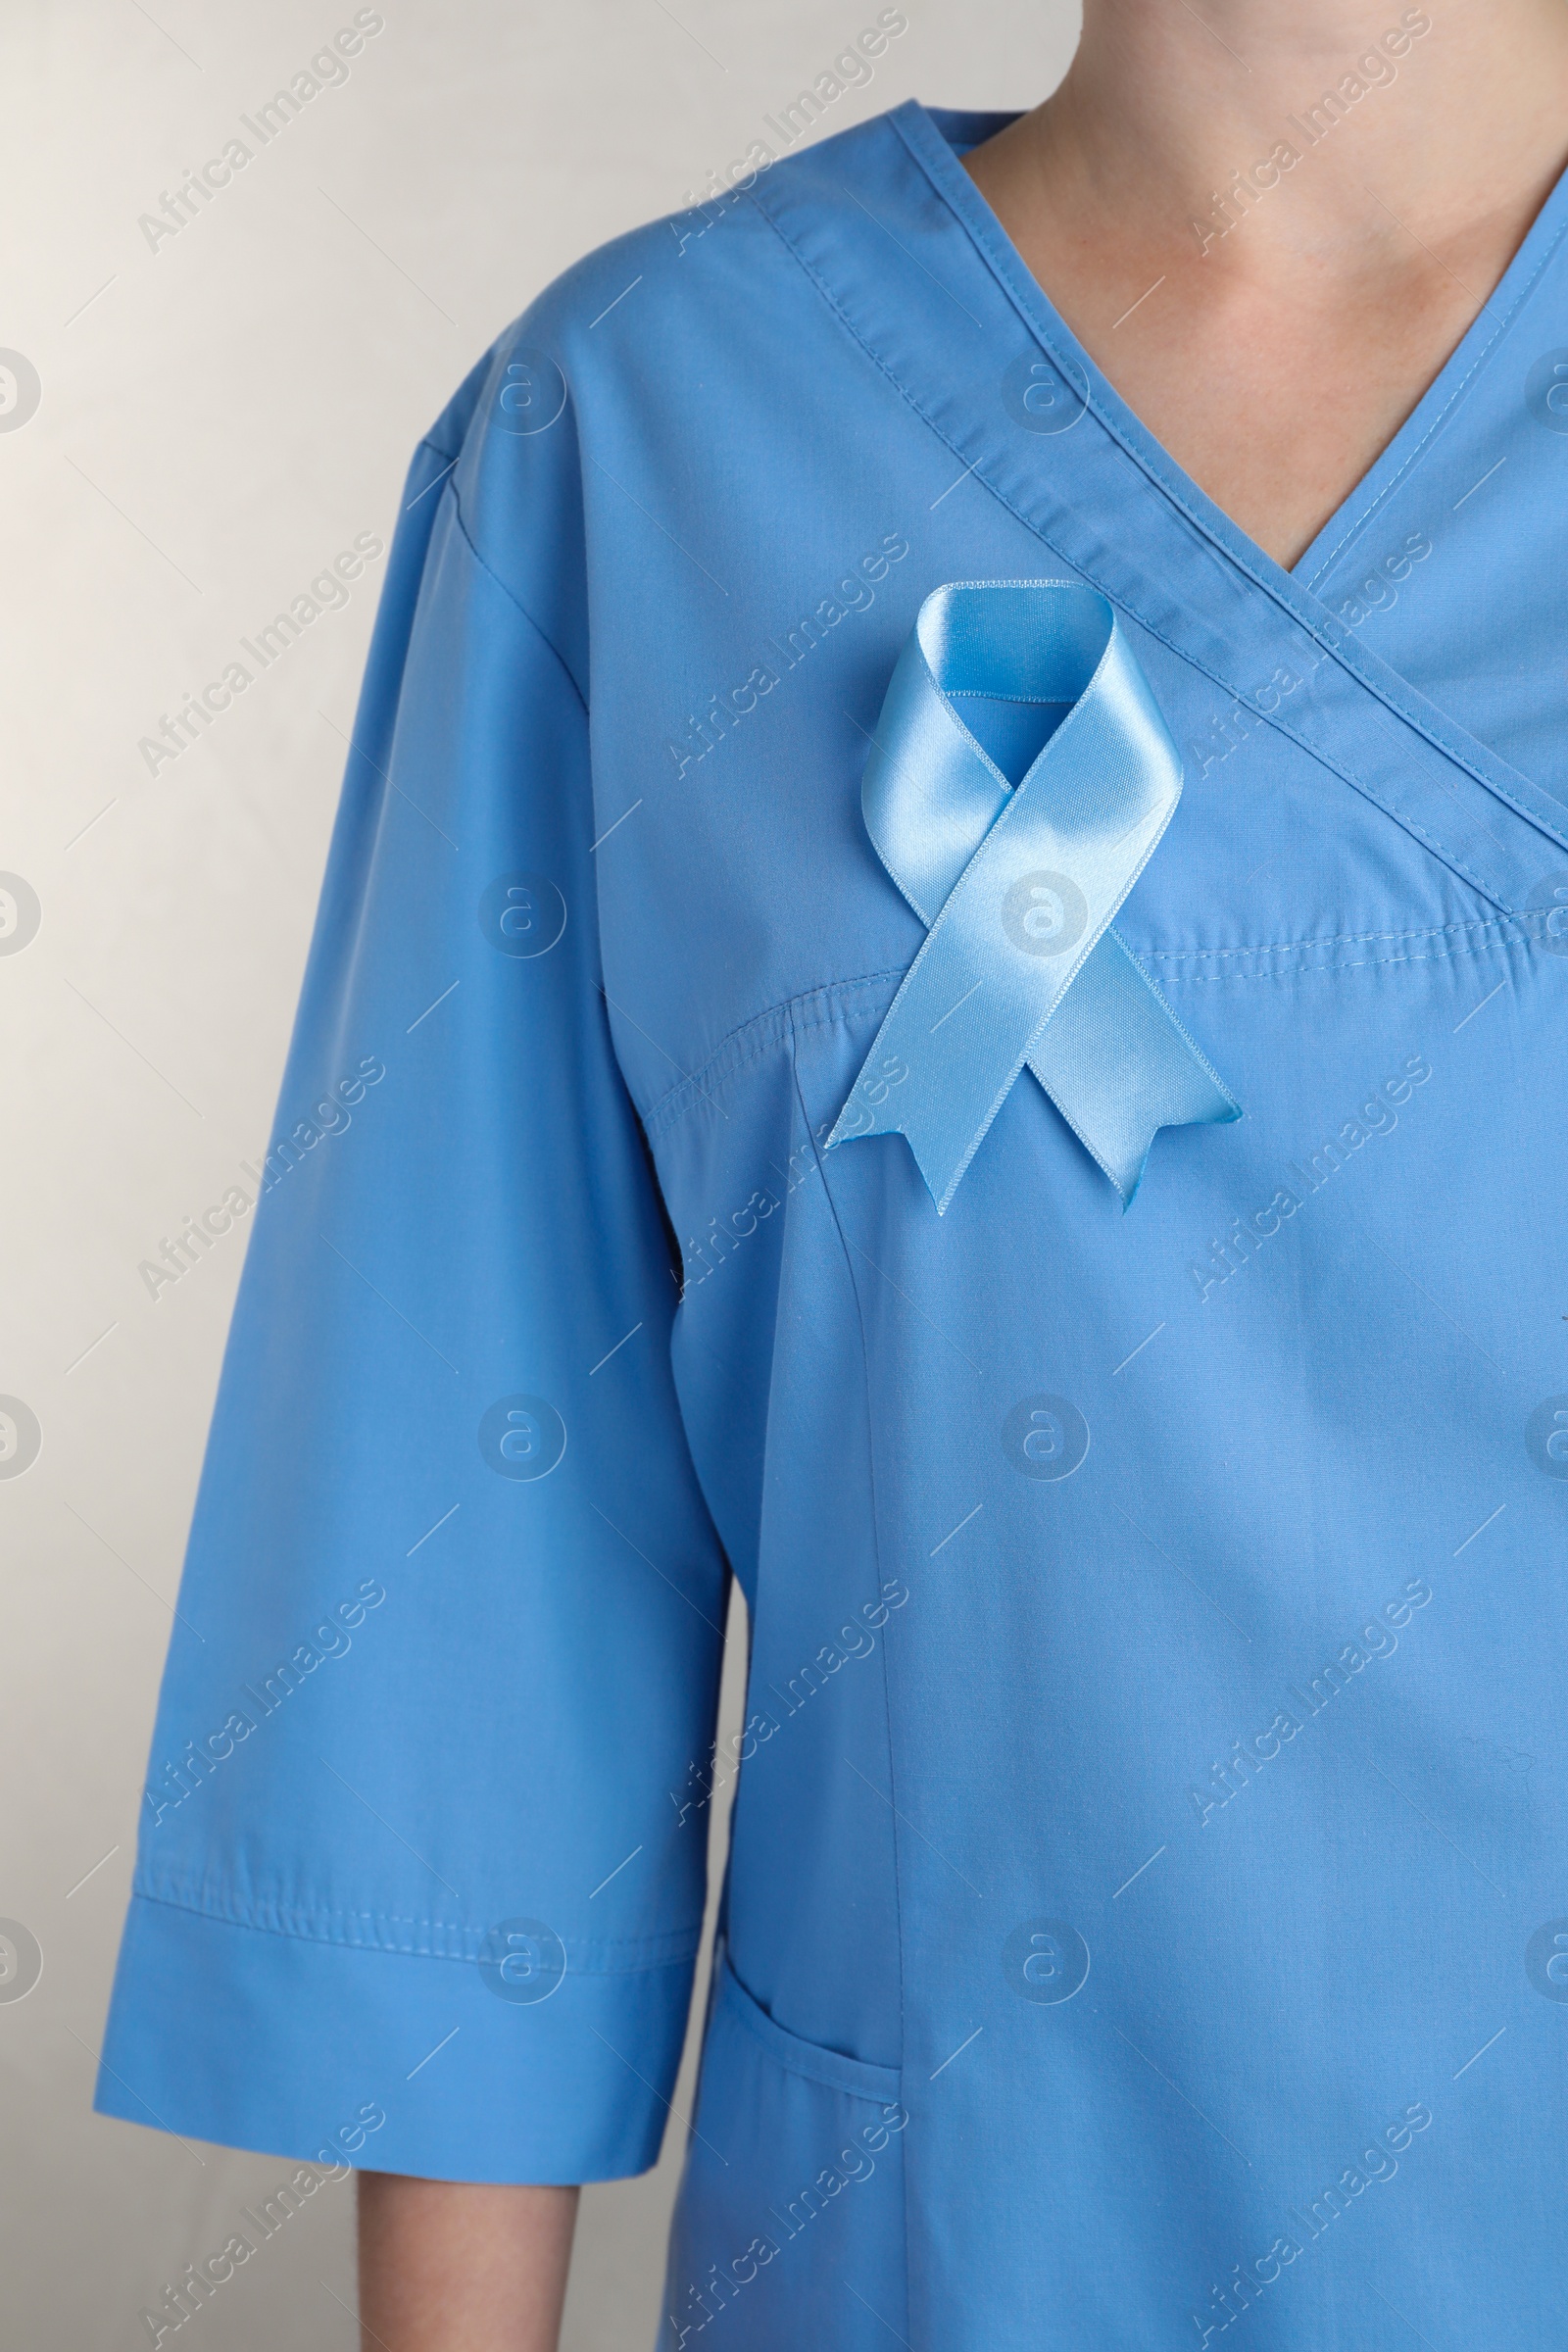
[0,1,1079,2341]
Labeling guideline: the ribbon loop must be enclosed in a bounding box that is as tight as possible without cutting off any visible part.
[828,580,1240,1211]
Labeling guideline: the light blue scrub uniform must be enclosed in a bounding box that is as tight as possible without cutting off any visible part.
[98,101,1568,2351]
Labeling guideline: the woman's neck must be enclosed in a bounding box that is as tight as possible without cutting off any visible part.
[963,1,1568,564]
[1015,0,1568,278]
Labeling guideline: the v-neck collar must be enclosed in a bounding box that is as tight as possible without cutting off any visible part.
[747,99,1568,910]
[905,100,1568,598]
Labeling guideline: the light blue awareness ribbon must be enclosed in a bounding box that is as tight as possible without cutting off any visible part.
[827,581,1240,1212]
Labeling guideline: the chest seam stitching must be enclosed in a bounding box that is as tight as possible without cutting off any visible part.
[639,920,1529,1133]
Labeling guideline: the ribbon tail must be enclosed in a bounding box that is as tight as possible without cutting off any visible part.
[1027,930,1240,1206]
[825,1038,1007,1216]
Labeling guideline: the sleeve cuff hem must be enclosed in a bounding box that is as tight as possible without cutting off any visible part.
[96,1890,701,2183]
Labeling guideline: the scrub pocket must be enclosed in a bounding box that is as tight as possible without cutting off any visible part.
[657,1951,908,2350]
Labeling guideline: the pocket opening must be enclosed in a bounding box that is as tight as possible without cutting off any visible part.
[715,1950,902,2104]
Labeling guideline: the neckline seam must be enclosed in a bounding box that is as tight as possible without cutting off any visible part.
[876,100,1568,871]
[896,99,1568,628]
[888,102,1308,610]
[748,154,1552,903]
[1298,189,1568,588]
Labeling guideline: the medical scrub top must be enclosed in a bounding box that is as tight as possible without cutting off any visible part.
[98,100,1568,2352]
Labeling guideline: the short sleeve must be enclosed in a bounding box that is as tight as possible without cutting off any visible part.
[93,352,730,2184]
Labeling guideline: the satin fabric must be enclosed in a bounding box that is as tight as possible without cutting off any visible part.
[95,98,1568,2352]
[829,579,1239,1206]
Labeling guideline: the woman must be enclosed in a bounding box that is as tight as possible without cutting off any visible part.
[99,3,1568,2346]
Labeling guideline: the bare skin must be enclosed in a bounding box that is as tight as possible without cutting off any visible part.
[355,10,1568,2346]
[964,0,1568,566]
[357,2176,577,2351]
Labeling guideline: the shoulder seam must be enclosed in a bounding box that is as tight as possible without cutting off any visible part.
[445,476,590,717]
